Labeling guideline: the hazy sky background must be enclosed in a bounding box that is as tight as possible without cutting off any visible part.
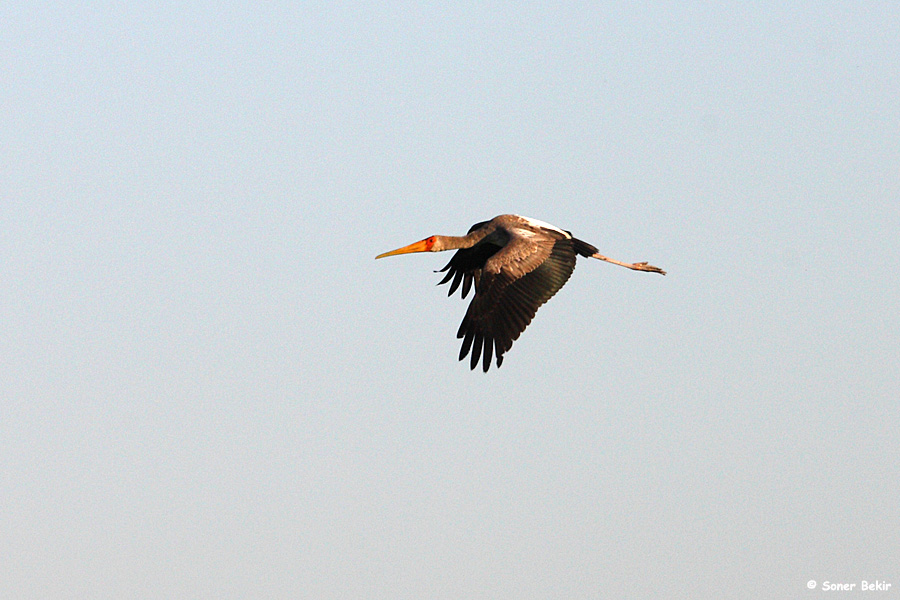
[3,2,899,598]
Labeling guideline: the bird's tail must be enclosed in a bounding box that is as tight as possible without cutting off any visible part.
[572,238,599,257]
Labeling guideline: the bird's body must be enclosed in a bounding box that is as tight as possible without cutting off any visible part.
[376,214,664,372]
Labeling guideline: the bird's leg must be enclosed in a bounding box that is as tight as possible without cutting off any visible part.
[591,253,666,275]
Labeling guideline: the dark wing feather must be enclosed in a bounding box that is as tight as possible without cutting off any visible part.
[457,237,578,372]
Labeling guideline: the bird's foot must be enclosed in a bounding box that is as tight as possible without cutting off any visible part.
[632,262,666,275]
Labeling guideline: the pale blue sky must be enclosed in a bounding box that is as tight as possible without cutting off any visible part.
[3,2,899,598]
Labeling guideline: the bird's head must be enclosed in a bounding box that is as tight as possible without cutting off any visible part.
[376,236,439,259]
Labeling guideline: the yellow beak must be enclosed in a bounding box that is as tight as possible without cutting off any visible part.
[375,238,431,259]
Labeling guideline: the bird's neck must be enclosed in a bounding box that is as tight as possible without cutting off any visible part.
[433,233,483,252]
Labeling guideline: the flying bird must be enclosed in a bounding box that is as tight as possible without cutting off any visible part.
[376,214,665,372]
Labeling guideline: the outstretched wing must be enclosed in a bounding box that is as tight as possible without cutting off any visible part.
[457,234,577,372]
